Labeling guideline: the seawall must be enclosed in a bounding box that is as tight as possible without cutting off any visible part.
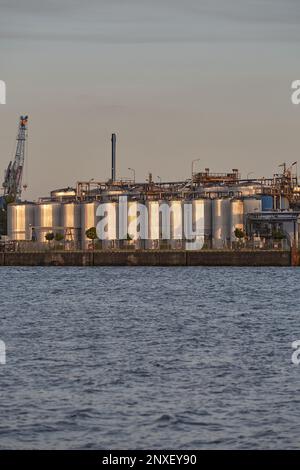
[0,250,292,267]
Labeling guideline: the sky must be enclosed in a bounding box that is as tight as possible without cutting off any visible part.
[0,0,300,199]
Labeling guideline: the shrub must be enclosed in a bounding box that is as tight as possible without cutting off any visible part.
[85,227,98,249]
[54,233,64,242]
[45,232,54,242]
[234,228,245,239]
[272,229,285,240]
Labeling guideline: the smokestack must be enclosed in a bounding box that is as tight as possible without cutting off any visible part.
[111,133,116,182]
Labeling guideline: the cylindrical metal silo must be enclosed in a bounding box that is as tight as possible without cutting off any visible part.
[169,200,183,249]
[236,185,256,197]
[81,201,100,249]
[146,201,159,249]
[159,200,170,245]
[212,198,231,249]
[230,199,244,242]
[35,202,61,243]
[243,197,261,225]
[99,201,118,249]
[7,203,35,240]
[127,201,138,241]
[280,196,289,210]
[204,199,212,243]
[184,199,205,250]
[126,201,148,249]
[261,195,273,211]
[62,202,81,248]
[243,197,261,215]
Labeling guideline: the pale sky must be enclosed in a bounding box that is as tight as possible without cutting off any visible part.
[0,0,300,199]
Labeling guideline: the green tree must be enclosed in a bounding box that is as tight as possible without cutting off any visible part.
[234,228,245,239]
[85,227,98,250]
[272,228,285,240]
[45,231,54,247]
[5,195,15,205]
[54,233,64,242]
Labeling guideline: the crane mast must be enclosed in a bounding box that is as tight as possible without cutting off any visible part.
[3,115,28,201]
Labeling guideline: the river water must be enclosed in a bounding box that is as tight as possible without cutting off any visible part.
[0,266,300,449]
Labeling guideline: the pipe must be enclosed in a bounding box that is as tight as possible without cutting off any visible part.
[111,133,116,182]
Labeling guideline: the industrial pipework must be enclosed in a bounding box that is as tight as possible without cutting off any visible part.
[111,133,116,182]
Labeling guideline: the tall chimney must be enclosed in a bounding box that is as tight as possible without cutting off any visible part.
[111,133,116,182]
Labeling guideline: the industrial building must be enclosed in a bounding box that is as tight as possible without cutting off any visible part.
[7,184,300,251]
[2,118,300,251]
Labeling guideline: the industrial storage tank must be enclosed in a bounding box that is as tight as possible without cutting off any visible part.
[35,202,61,243]
[184,198,212,249]
[81,201,100,249]
[146,201,159,249]
[97,201,118,249]
[51,187,76,201]
[230,199,244,242]
[127,201,148,248]
[7,203,35,240]
[183,200,195,250]
[261,195,273,211]
[280,196,289,210]
[169,200,183,249]
[243,197,261,227]
[236,185,257,197]
[204,199,212,240]
[62,202,81,248]
[212,198,231,249]
[127,201,139,241]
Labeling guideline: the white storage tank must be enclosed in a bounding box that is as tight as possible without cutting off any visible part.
[127,201,148,248]
[7,203,35,240]
[183,199,208,250]
[146,201,159,249]
[169,200,183,249]
[235,185,256,197]
[204,199,212,240]
[243,197,261,227]
[127,201,139,241]
[191,199,212,233]
[81,201,100,249]
[230,199,244,242]
[212,198,231,249]
[280,196,289,210]
[35,202,61,243]
[97,201,118,249]
[62,202,81,248]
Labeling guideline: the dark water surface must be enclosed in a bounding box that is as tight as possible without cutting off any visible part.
[0,266,300,449]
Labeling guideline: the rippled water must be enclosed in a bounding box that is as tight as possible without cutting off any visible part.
[1,267,300,449]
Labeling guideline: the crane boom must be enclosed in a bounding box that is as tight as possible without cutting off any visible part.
[3,115,28,201]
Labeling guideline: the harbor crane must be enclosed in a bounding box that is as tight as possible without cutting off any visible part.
[2,115,28,201]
